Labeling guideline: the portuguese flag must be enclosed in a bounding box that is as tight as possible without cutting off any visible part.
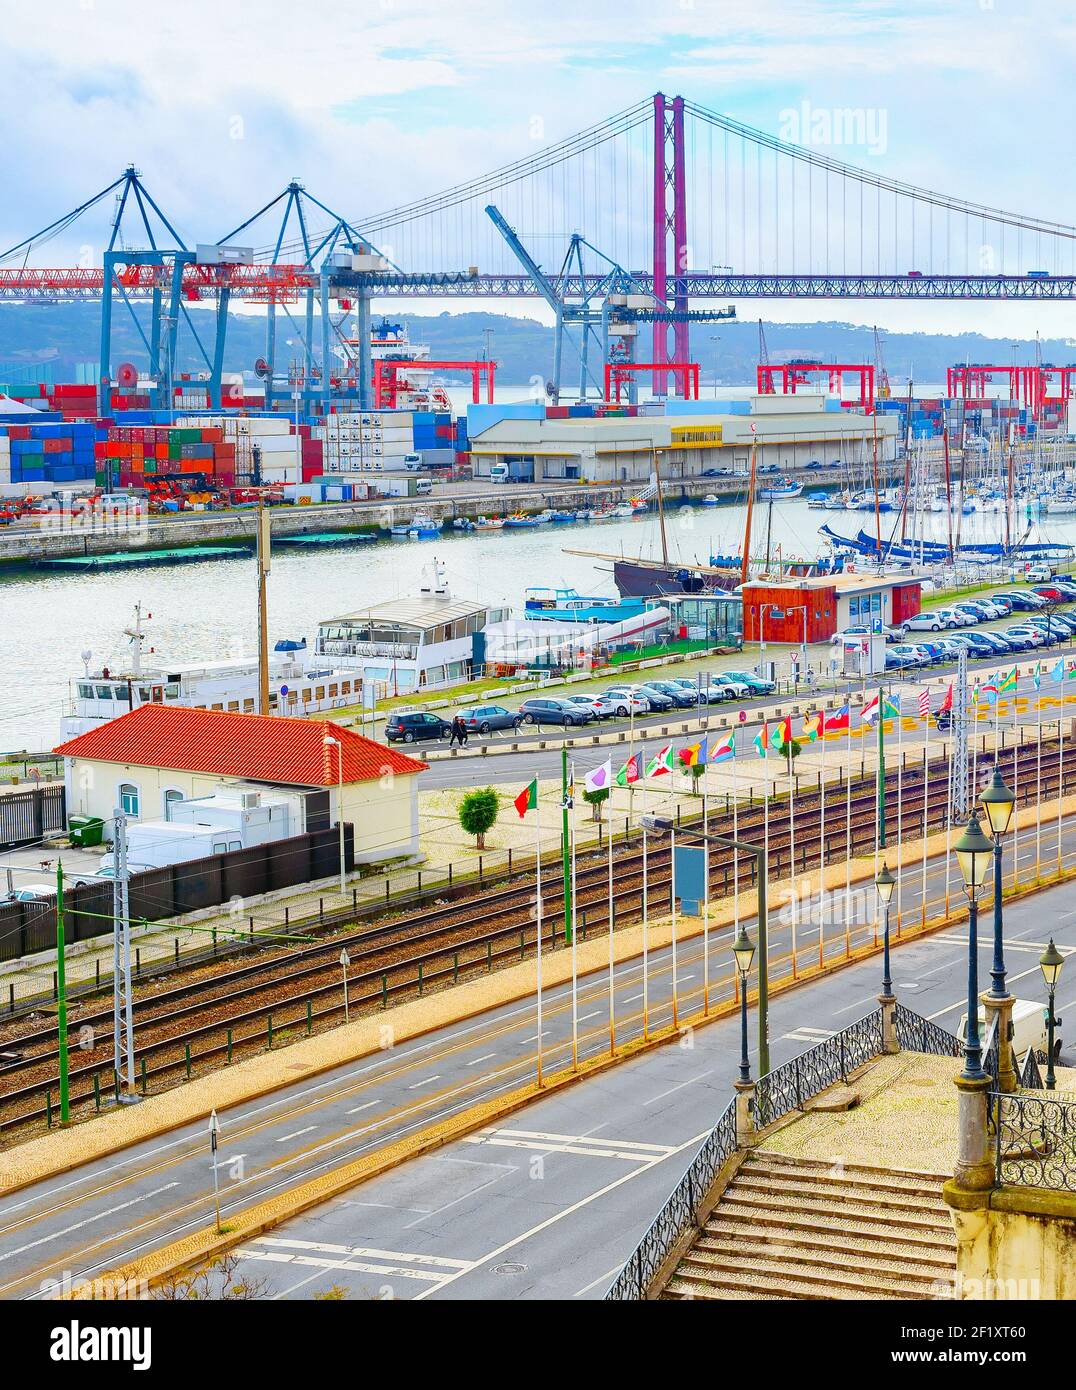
[514,778,538,818]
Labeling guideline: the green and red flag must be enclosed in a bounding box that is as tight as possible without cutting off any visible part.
[615,754,642,787]
[514,778,538,818]
[753,720,769,758]
[999,667,1018,695]
[801,711,822,743]
[645,744,674,778]
[770,716,792,752]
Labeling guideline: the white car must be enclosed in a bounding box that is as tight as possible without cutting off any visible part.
[563,693,618,720]
[1026,566,1055,583]
[831,627,875,646]
[599,688,650,717]
[1006,626,1046,647]
[935,606,976,627]
[904,612,948,632]
[707,673,751,699]
[1,884,55,903]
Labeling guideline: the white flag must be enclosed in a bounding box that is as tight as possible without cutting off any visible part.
[584,759,612,793]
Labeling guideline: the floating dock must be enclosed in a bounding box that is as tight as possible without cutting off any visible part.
[33,544,253,571]
[273,531,377,549]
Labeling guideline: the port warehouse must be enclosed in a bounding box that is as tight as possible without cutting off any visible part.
[741,573,923,643]
[467,395,900,484]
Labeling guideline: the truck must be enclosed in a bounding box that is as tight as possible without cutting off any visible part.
[98,822,244,875]
[957,999,1059,1063]
[490,459,535,484]
[98,789,302,874]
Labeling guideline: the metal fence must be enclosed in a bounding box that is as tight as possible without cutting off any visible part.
[0,824,354,961]
[752,1009,883,1130]
[1019,1047,1045,1091]
[604,1100,737,1301]
[995,1090,1076,1192]
[893,1002,961,1058]
[0,784,65,850]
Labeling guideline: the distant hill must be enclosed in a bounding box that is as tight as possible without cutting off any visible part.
[1,302,1073,392]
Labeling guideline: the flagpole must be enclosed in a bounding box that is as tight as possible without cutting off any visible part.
[607,786,615,1056]
[641,824,649,1042]
[944,716,954,917]
[844,702,852,956]
[921,691,929,928]
[787,735,797,978]
[1036,667,1043,881]
[732,724,740,1000]
[895,692,903,935]
[702,781,709,1014]
[570,764,579,1069]
[1058,702,1065,876]
[670,821,679,1031]
[818,708,826,968]
[535,803,543,1087]
[1011,677,1020,891]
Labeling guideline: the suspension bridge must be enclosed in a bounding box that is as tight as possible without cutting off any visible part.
[2,92,1075,414]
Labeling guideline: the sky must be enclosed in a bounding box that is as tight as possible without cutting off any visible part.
[2,0,1075,339]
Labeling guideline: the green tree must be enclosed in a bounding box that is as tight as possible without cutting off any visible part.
[458,786,499,849]
[679,762,707,795]
[582,787,610,822]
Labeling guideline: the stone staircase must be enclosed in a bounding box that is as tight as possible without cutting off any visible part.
[662,1150,956,1300]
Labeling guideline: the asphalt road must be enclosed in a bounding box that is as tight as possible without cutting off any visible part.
[4,797,1076,1302]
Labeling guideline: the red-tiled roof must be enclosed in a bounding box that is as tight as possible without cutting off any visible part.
[54,704,427,787]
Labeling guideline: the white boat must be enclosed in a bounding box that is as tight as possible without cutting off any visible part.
[701,494,719,507]
[475,515,505,530]
[757,477,803,500]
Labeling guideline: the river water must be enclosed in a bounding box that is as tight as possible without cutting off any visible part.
[2,492,1071,752]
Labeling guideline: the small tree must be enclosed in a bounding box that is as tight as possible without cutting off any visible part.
[582,787,610,822]
[459,786,499,849]
[679,762,707,795]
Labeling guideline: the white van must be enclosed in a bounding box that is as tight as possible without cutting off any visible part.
[957,999,1058,1062]
[414,476,432,496]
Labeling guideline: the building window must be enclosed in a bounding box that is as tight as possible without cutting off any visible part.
[163,789,184,820]
[119,783,140,817]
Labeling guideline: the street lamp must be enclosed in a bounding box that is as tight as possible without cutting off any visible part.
[980,766,1016,999]
[324,735,346,896]
[1039,938,1064,1090]
[875,861,896,1000]
[731,923,756,1085]
[954,810,995,1080]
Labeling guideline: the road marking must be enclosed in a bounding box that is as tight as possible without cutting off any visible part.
[253,1236,469,1268]
[407,1075,441,1089]
[0,1184,180,1264]
[346,1102,377,1115]
[466,1053,497,1066]
[464,1126,674,1162]
[643,1070,713,1106]
[781,1026,834,1043]
[275,1127,317,1143]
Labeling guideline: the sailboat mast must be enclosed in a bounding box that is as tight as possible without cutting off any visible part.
[652,445,669,565]
[740,436,758,587]
[942,426,954,563]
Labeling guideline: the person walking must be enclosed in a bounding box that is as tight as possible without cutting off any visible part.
[449,715,465,748]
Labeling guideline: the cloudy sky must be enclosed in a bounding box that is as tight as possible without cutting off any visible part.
[3,0,1074,337]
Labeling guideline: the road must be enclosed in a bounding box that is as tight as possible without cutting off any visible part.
[1,815,1075,1301]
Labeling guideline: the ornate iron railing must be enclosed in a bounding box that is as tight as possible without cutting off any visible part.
[893,1002,962,1058]
[1019,1048,1046,1091]
[995,1090,1076,1191]
[983,1017,1000,1091]
[752,1009,883,1130]
[604,1099,737,1301]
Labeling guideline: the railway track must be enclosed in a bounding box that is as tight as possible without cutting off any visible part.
[0,735,1071,1133]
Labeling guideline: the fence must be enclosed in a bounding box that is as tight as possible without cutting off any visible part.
[0,784,65,850]
[604,1004,966,1300]
[0,824,354,962]
[995,1090,1076,1192]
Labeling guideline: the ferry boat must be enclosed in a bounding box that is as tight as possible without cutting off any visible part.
[523,587,650,624]
[61,606,359,738]
[312,561,511,697]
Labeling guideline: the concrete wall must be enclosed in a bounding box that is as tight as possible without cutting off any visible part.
[950,1195,1076,1300]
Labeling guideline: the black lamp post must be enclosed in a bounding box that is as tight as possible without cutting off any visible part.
[875,861,896,999]
[1040,938,1064,1091]
[954,811,995,1081]
[732,923,756,1086]
[980,767,1016,999]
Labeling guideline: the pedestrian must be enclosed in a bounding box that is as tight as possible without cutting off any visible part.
[449,715,465,747]
[459,717,469,747]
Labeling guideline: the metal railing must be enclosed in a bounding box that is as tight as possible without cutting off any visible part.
[893,1002,961,1058]
[995,1090,1076,1192]
[604,1099,737,1301]
[752,1009,883,1130]
[1019,1047,1046,1091]
[603,1004,971,1300]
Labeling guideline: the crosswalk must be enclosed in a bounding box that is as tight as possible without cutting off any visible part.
[233,1236,470,1285]
[464,1125,676,1163]
[779,1025,835,1044]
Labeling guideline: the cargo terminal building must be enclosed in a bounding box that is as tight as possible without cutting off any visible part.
[468,395,899,485]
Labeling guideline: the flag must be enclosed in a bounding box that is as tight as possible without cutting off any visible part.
[584,759,611,793]
[615,754,641,787]
[710,732,736,763]
[645,744,674,778]
[999,667,1018,695]
[826,704,851,732]
[801,712,822,742]
[918,690,931,718]
[753,720,769,758]
[940,683,953,712]
[770,717,792,752]
[1052,658,1066,683]
[861,694,899,726]
[679,735,709,767]
[1033,663,1042,690]
[514,778,538,818]
[980,682,999,705]
[972,679,981,705]
[562,770,574,810]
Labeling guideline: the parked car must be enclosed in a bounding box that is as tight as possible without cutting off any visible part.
[935,606,976,627]
[888,644,931,667]
[456,704,523,734]
[1025,565,1055,583]
[908,641,946,664]
[722,669,776,695]
[0,884,54,903]
[804,460,824,470]
[668,678,712,705]
[993,591,1045,612]
[562,693,619,721]
[975,632,1018,655]
[517,697,593,726]
[904,612,948,632]
[1004,625,1046,647]
[642,680,698,710]
[831,626,875,646]
[385,711,452,743]
[599,687,650,717]
[631,684,675,712]
[953,602,992,623]
[707,672,752,700]
[1032,586,1068,604]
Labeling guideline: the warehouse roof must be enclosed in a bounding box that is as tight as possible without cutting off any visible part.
[54,704,427,787]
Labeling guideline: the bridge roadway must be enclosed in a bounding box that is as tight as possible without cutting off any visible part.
[1,805,1074,1302]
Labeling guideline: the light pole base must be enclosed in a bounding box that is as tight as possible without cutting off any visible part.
[953,1073,996,1193]
[734,1080,756,1148]
[982,993,1017,1094]
[878,993,899,1054]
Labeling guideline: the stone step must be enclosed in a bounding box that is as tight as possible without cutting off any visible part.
[718,1192,951,1238]
[663,1277,795,1301]
[674,1251,945,1300]
[662,1264,918,1301]
[727,1176,950,1221]
[695,1234,954,1287]
[744,1153,949,1199]
[704,1217,956,1268]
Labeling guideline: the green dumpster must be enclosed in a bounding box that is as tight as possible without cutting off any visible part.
[69,815,105,848]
